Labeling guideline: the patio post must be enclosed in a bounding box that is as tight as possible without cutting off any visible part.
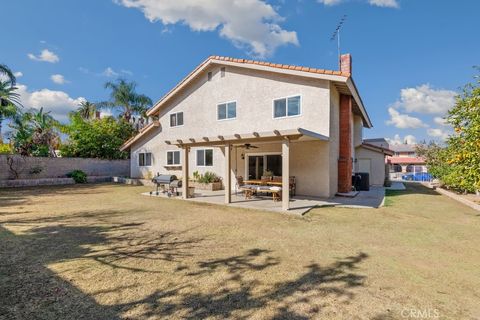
[182,146,189,199]
[282,138,290,210]
[225,143,231,204]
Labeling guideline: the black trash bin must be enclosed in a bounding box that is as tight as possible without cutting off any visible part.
[353,172,370,191]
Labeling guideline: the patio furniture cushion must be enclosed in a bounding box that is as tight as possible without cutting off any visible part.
[241,184,257,189]
[270,186,281,191]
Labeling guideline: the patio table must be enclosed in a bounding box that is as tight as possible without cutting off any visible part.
[243,180,283,186]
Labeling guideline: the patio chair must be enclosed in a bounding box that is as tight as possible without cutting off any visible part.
[289,176,296,196]
[235,176,244,195]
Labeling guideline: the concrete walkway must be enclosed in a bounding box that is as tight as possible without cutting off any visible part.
[386,182,406,191]
[142,186,385,215]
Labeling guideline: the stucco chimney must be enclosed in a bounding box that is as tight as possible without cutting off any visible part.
[340,54,352,75]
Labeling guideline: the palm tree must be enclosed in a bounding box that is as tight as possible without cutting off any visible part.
[0,64,16,86]
[30,108,60,157]
[76,100,97,120]
[0,80,22,142]
[98,79,152,122]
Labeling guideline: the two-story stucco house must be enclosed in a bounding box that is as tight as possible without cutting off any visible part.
[121,54,376,210]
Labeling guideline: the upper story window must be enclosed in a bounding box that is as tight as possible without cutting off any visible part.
[207,72,213,81]
[138,152,152,167]
[273,95,301,118]
[170,112,184,127]
[166,151,181,166]
[217,101,236,120]
[196,149,213,167]
[221,67,226,78]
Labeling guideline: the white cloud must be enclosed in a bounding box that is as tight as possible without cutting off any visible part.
[433,116,448,126]
[386,107,428,129]
[27,49,60,63]
[121,69,133,76]
[50,74,68,85]
[14,71,23,78]
[392,84,457,115]
[100,67,133,78]
[115,0,299,58]
[102,67,119,77]
[387,134,417,145]
[317,0,343,5]
[16,84,85,123]
[318,0,399,7]
[427,128,450,141]
[368,0,399,8]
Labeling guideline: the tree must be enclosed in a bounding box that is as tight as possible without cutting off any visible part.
[443,70,480,193]
[0,80,22,142]
[98,79,152,122]
[9,108,61,157]
[76,100,97,120]
[60,113,134,159]
[418,70,480,193]
[0,64,16,86]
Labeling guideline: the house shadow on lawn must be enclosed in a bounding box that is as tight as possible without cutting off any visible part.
[0,218,369,319]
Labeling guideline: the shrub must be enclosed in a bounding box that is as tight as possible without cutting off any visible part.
[67,170,87,183]
[197,171,221,184]
[0,143,12,154]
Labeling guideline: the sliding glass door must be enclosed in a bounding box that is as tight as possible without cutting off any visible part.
[246,154,282,179]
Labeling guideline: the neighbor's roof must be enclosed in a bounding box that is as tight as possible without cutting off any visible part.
[146,55,372,128]
[389,144,417,152]
[388,157,425,164]
[358,142,394,156]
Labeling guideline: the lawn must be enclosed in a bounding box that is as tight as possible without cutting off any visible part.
[0,183,479,319]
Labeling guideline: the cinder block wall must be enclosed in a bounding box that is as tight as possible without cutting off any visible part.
[0,155,130,180]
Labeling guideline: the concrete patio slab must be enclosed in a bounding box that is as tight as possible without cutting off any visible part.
[141,186,385,215]
[386,182,406,191]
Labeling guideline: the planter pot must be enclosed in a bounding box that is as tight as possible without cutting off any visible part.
[190,181,223,191]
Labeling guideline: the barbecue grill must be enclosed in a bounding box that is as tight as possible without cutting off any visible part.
[150,174,182,197]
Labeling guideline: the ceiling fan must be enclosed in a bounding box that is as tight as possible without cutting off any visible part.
[242,143,259,149]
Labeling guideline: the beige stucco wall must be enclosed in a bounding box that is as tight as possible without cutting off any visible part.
[353,115,363,147]
[354,147,386,186]
[131,67,338,196]
[328,84,340,197]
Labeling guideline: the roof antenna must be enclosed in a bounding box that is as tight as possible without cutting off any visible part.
[330,14,347,69]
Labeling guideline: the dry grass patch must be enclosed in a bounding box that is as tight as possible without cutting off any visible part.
[0,183,479,319]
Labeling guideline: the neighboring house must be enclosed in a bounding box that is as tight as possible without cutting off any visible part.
[387,144,427,176]
[356,138,393,186]
[121,54,380,210]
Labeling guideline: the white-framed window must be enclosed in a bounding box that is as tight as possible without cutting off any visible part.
[138,152,152,166]
[166,151,181,166]
[273,95,301,118]
[217,101,236,120]
[170,112,184,127]
[196,149,213,167]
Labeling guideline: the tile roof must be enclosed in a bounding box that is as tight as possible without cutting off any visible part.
[209,56,351,77]
[388,157,425,164]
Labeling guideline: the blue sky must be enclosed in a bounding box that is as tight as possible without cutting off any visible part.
[1,0,478,144]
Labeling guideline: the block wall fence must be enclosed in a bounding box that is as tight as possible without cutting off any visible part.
[0,155,129,181]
